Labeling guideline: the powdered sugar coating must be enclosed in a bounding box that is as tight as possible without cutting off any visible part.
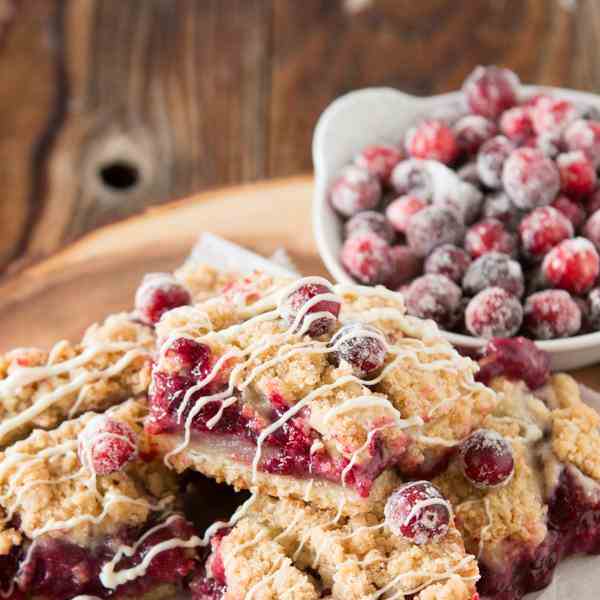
[386,195,426,233]
[524,289,582,340]
[406,207,465,257]
[462,65,519,119]
[542,237,600,294]
[583,210,600,252]
[530,95,580,135]
[330,323,387,379]
[499,106,534,142]
[390,158,434,200]
[405,274,462,329]
[564,118,600,167]
[344,210,396,243]
[354,144,403,183]
[465,287,523,339]
[464,218,517,258]
[329,165,382,217]
[462,252,524,297]
[477,135,515,189]
[481,192,523,230]
[433,183,483,225]
[556,150,597,199]
[405,119,458,164]
[341,232,394,285]
[519,206,574,260]
[424,244,472,284]
[457,162,480,185]
[453,114,497,155]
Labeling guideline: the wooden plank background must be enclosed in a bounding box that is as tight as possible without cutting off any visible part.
[1,0,600,275]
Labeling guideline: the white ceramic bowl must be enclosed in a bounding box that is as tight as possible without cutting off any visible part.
[313,85,600,371]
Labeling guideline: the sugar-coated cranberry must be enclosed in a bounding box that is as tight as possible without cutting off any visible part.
[330,323,387,378]
[329,165,381,218]
[477,135,515,189]
[385,195,426,233]
[556,151,597,199]
[519,206,574,260]
[78,415,138,476]
[453,115,497,155]
[462,65,520,119]
[477,337,550,389]
[530,95,579,135]
[588,189,600,215]
[465,287,523,338]
[405,119,458,164]
[390,159,433,200]
[528,131,562,159]
[163,337,213,380]
[280,279,341,337]
[341,233,394,286]
[542,237,600,294]
[406,207,465,257]
[465,218,517,258]
[564,119,600,167]
[405,274,462,329]
[457,162,481,185]
[135,273,192,325]
[481,192,523,230]
[588,288,600,330]
[583,210,600,251]
[459,429,515,489]
[524,290,582,340]
[424,244,472,284]
[433,183,483,225]
[463,252,525,297]
[354,144,403,183]
[502,148,560,210]
[344,210,396,243]
[389,245,422,287]
[500,106,534,142]
[384,481,451,544]
[552,195,587,230]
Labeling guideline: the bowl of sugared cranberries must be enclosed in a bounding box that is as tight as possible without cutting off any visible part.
[313,66,600,369]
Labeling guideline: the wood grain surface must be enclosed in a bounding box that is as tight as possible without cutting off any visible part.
[2,0,600,274]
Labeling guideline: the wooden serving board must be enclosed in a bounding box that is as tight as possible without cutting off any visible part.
[0,176,598,389]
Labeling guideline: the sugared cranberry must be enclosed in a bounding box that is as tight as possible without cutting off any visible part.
[477,135,515,189]
[564,119,600,167]
[500,106,534,142]
[519,206,574,260]
[465,287,523,338]
[556,151,597,199]
[462,65,519,119]
[280,279,341,337]
[424,244,472,284]
[433,183,483,225]
[341,233,395,286]
[354,144,403,183]
[481,192,523,230]
[530,95,579,135]
[330,323,387,378]
[390,159,433,201]
[405,119,458,164]
[329,165,381,218]
[389,246,422,287]
[477,337,550,389]
[457,162,480,185]
[162,337,213,380]
[78,415,138,476]
[552,195,586,230]
[453,115,497,155]
[135,274,191,325]
[406,207,465,257]
[542,237,600,294]
[385,195,426,233]
[344,210,396,243]
[588,288,600,330]
[465,218,517,258]
[583,210,600,251]
[384,481,451,544]
[588,189,600,215]
[528,130,562,158]
[524,290,582,340]
[459,429,515,489]
[502,148,560,210]
[405,274,462,329]
[463,252,524,297]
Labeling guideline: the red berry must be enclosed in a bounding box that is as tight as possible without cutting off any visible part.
[354,144,403,183]
[406,207,465,257]
[78,415,138,476]
[385,195,426,233]
[465,218,517,258]
[433,183,483,225]
[453,115,497,155]
[502,148,560,210]
[564,119,600,167]
[556,151,597,199]
[424,244,472,284]
[530,95,579,135]
[524,290,582,339]
[462,65,520,119]
[519,206,574,260]
[341,233,394,286]
[405,119,458,164]
[463,252,524,297]
[329,165,381,218]
[459,429,515,489]
[588,288,600,330]
[499,106,534,142]
[280,280,341,337]
[583,210,600,251]
[587,189,600,215]
[344,210,396,243]
[527,131,562,159]
[551,195,586,230]
[477,135,515,189]
[542,237,600,294]
[330,323,387,378]
[384,481,451,544]
[465,287,523,339]
[481,192,523,230]
[135,274,192,325]
[162,337,213,380]
[477,337,550,390]
[405,274,462,329]
[388,246,422,287]
[457,162,481,185]
[391,159,433,200]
